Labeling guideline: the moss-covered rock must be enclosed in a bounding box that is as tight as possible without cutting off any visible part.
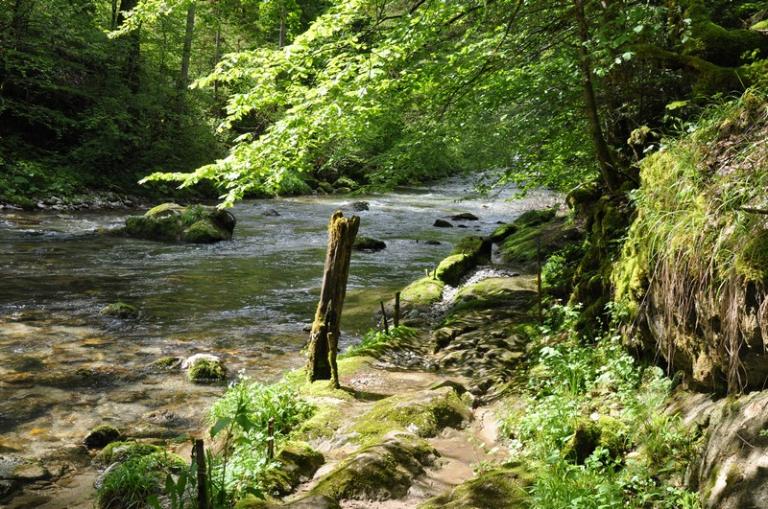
[99,302,139,319]
[418,464,531,508]
[499,212,581,268]
[263,441,325,496]
[151,356,182,370]
[489,223,518,243]
[353,386,471,444]
[123,203,236,243]
[95,441,164,465]
[564,416,628,464]
[451,235,491,263]
[84,425,122,449]
[401,277,445,307]
[452,277,536,313]
[353,236,386,251]
[435,254,475,286]
[311,432,437,502]
[184,354,226,383]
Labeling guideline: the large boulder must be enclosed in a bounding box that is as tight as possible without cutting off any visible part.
[310,432,438,502]
[124,203,236,243]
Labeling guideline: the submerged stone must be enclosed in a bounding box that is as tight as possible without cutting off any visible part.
[433,219,453,228]
[99,302,139,319]
[353,236,386,251]
[451,212,479,221]
[349,201,369,211]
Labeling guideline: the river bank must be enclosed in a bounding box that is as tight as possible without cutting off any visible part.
[0,180,559,507]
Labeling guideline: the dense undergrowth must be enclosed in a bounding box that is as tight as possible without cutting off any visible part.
[613,88,768,393]
[500,305,702,508]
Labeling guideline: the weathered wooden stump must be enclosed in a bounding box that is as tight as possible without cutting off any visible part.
[306,211,360,388]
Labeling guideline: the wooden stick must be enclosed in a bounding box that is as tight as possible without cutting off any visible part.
[267,417,275,460]
[194,439,209,509]
[380,301,390,334]
[394,291,401,328]
[536,235,543,323]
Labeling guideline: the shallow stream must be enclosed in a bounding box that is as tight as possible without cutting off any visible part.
[0,178,556,490]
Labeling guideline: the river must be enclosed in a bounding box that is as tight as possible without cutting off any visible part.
[0,178,556,506]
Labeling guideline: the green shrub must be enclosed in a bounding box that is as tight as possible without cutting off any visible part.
[97,452,185,509]
[207,376,315,501]
[499,304,702,509]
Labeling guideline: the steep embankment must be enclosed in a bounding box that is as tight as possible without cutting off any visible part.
[613,89,768,509]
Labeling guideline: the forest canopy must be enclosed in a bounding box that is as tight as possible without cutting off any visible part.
[2,0,768,204]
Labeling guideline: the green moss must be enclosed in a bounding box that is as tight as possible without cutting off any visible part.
[99,302,139,319]
[451,236,491,263]
[124,203,235,243]
[435,254,475,286]
[515,208,557,228]
[310,433,436,501]
[184,219,228,243]
[95,441,165,465]
[352,387,470,445]
[489,223,518,243]
[401,277,445,306]
[450,277,536,314]
[152,356,181,370]
[564,416,629,464]
[187,358,226,383]
[500,214,580,267]
[263,441,325,496]
[735,229,768,282]
[418,465,531,509]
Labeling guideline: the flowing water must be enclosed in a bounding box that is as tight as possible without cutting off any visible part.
[0,178,556,503]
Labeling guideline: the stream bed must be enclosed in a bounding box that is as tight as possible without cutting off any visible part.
[0,178,556,506]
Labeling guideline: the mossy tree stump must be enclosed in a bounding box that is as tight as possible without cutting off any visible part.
[307,211,360,387]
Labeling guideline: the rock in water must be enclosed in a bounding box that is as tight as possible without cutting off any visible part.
[123,203,236,243]
[349,201,370,211]
[433,219,453,228]
[451,212,479,221]
[263,208,281,217]
[99,302,139,319]
[183,353,226,383]
[84,425,122,449]
[353,236,386,251]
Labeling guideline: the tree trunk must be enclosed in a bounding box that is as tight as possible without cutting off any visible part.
[278,7,286,48]
[573,0,621,192]
[178,3,196,93]
[117,0,140,91]
[306,211,360,388]
[213,23,222,100]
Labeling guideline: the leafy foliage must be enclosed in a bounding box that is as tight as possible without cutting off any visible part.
[207,375,315,502]
[500,305,703,509]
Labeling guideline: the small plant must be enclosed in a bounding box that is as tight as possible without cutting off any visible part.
[342,325,418,358]
[97,452,185,509]
[206,375,315,502]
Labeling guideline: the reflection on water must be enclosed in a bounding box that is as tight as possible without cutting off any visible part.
[0,178,556,463]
